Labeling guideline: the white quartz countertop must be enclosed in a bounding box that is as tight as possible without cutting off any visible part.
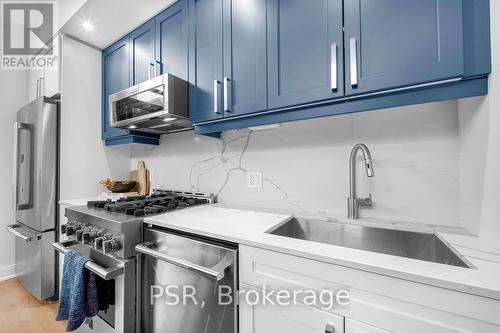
[144,204,500,301]
[59,198,99,207]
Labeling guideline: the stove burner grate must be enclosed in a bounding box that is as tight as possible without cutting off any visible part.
[87,192,211,217]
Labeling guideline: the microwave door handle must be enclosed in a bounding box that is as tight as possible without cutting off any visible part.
[135,243,231,281]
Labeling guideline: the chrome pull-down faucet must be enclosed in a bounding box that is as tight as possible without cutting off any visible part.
[348,143,374,219]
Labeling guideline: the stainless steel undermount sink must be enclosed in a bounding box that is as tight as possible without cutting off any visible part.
[266,217,472,268]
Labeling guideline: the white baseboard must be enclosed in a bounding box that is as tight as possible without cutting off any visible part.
[0,264,16,282]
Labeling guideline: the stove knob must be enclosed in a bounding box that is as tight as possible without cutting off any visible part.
[111,238,121,252]
[94,237,105,251]
[76,229,84,242]
[82,232,91,244]
[65,225,74,236]
[103,237,121,254]
[102,240,113,254]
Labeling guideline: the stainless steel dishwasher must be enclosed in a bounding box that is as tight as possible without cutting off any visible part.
[136,224,238,333]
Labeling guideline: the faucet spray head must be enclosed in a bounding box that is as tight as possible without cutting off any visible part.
[365,159,374,177]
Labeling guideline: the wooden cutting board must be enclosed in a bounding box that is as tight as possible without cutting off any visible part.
[129,161,150,196]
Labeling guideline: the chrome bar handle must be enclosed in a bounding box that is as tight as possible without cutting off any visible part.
[213,79,221,114]
[155,60,162,76]
[35,78,40,98]
[12,123,19,210]
[325,323,335,333]
[350,37,358,87]
[330,43,337,91]
[5,224,38,242]
[148,62,155,80]
[136,243,229,281]
[223,76,231,112]
[38,77,44,97]
[53,241,125,280]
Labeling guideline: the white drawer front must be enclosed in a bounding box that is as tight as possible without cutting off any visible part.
[240,283,344,333]
[345,319,390,333]
[239,245,500,333]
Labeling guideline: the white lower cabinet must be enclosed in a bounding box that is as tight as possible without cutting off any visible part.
[345,319,389,333]
[239,245,500,333]
[239,283,344,333]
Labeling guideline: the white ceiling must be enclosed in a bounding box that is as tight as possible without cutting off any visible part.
[61,0,177,49]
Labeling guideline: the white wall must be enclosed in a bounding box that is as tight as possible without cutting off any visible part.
[450,0,500,254]
[132,101,460,228]
[0,70,29,280]
[60,36,130,200]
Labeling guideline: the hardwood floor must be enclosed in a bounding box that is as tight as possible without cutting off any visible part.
[0,278,66,333]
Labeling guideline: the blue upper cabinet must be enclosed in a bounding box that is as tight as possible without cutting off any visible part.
[267,0,344,109]
[155,0,188,80]
[222,0,267,117]
[188,0,224,123]
[103,0,490,139]
[130,19,156,85]
[189,0,268,122]
[102,36,131,140]
[344,0,464,96]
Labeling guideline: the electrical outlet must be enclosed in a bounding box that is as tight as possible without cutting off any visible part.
[247,171,263,189]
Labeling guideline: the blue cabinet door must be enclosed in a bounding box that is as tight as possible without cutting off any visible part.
[130,19,156,85]
[102,36,131,139]
[267,0,344,110]
[344,0,464,96]
[188,0,224,124]
[222,0,267,117]
[155,0,188,80]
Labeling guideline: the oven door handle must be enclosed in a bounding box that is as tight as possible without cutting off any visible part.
[53,241,125,280]
[135,242,230,281]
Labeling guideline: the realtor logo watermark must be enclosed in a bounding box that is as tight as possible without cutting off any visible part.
[1,1,58,69]
[150,284,351,312]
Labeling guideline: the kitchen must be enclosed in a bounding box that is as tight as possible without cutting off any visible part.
[1,0,499,332]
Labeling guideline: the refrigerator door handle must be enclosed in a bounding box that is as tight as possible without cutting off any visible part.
[13,122,34,211]
[12,123,18,211]
[5,224,40,242]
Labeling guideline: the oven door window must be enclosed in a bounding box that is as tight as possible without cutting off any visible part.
[96,277,116,328]
[115,84,165,122]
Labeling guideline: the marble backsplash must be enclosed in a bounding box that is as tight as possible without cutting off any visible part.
[131,101,460,228]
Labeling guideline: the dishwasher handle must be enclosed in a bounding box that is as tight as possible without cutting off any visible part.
[136,242,231,281]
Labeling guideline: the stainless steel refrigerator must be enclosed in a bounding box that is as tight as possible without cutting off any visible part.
[6,96,58,301]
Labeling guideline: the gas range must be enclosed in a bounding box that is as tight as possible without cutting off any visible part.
[62,190,215,259]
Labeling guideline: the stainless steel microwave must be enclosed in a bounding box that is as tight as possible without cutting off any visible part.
[109,73,190,134]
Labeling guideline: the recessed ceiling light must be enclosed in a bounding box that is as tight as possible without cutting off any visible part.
[82,20,94,31]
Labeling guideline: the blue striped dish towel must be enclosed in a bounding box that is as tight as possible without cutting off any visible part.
[56,250,99,331]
